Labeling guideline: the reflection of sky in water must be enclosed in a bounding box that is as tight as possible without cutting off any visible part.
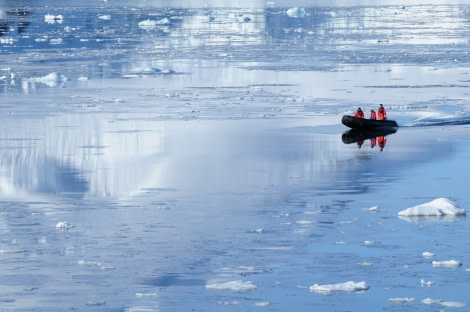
[1,3,470,87]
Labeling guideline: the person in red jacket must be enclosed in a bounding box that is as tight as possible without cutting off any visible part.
[377,104,386,120]
[354,107,364,118]
[370,109,376,120]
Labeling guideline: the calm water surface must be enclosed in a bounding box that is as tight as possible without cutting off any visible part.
[1,1,470,311]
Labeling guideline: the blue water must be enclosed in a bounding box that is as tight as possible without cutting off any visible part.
[1,1,470,311]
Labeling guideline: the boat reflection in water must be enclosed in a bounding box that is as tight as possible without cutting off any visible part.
[342,127,397,151]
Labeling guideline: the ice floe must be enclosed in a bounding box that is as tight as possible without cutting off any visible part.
[309,281,369,293]
[77,260,115,270]
[286,7,306,18]
[388,297,415,303]
[28,72,67,87]
[422,251,435,259]
[138,18,171,30]
[98,14,111,20]
[398,198,466,219]
[206,280,256,291]
[431,260,462,268]
[363,205,380,212]
[45,14,63,24]
[420,279,434,286]
[422,298,467,308]
[56,221,73,230]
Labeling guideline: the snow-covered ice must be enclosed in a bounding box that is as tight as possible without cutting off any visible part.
[309,281,369,293]
[398,198,466,218]
[206,281,257,291]
[432,260,462,268]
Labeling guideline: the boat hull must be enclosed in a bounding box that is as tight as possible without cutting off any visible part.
[342,115,398,129]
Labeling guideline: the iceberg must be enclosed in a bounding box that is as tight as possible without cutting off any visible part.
[398,198,466,218]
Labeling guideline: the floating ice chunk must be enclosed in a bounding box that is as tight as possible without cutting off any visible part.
[155,17,171,25]
[422,298,442,305]
[50,38,63,45]
[138,19,157,30]
[388,297,415,303]
[422,251,435,259]
[398,198,466,218]
[440,301,467,308]
[206,280,256,291]
[45,14,63,24]
[309,281,369,293]
[56,221,73,230]
[420,279,434,286]
[0,38,14,44]
[432,260,462,268]
[422,298,467,308]
[78,260,115,270]
[286,7,306,18]
[29,72,59,87]
[135,292,157,297]
[357,262,373,267]
[296,220,314,225]
[217,301,240,305]
[255,301,270,307]
[98,14,111,20]
[363,206,379,212]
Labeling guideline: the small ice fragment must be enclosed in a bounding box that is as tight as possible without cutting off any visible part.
[45,14,63,24]
[206,280,256,291]
[29,72,58,87]
[56,221,73,230]
[286,7,306,18]
[422,251,435,259]
[50,38,63,45]
[250,228,263,234]
[357,262,373,267]
[388,298,415,303]
[432,260,462,268]
[309,281,369,293]
[335,240,346,245]
[420,279,434,286]
[0,38,14,44]
[254,301,270,307]
[422,298,442,305]
[44,14,56,23]
[135,292,157,297]
[363,206,379,212]
[155,17,171,25]
[98,14,111,20]
[138,19,157,30]
[78,76,88,81]
[440,301,467,308]
[217,301,240,305]
[296,220,314,225]
[422,298,467,308]
[364,240,378,245]
[398,198,466,217]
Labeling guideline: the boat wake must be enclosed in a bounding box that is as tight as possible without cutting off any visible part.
[403,113,470,127]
